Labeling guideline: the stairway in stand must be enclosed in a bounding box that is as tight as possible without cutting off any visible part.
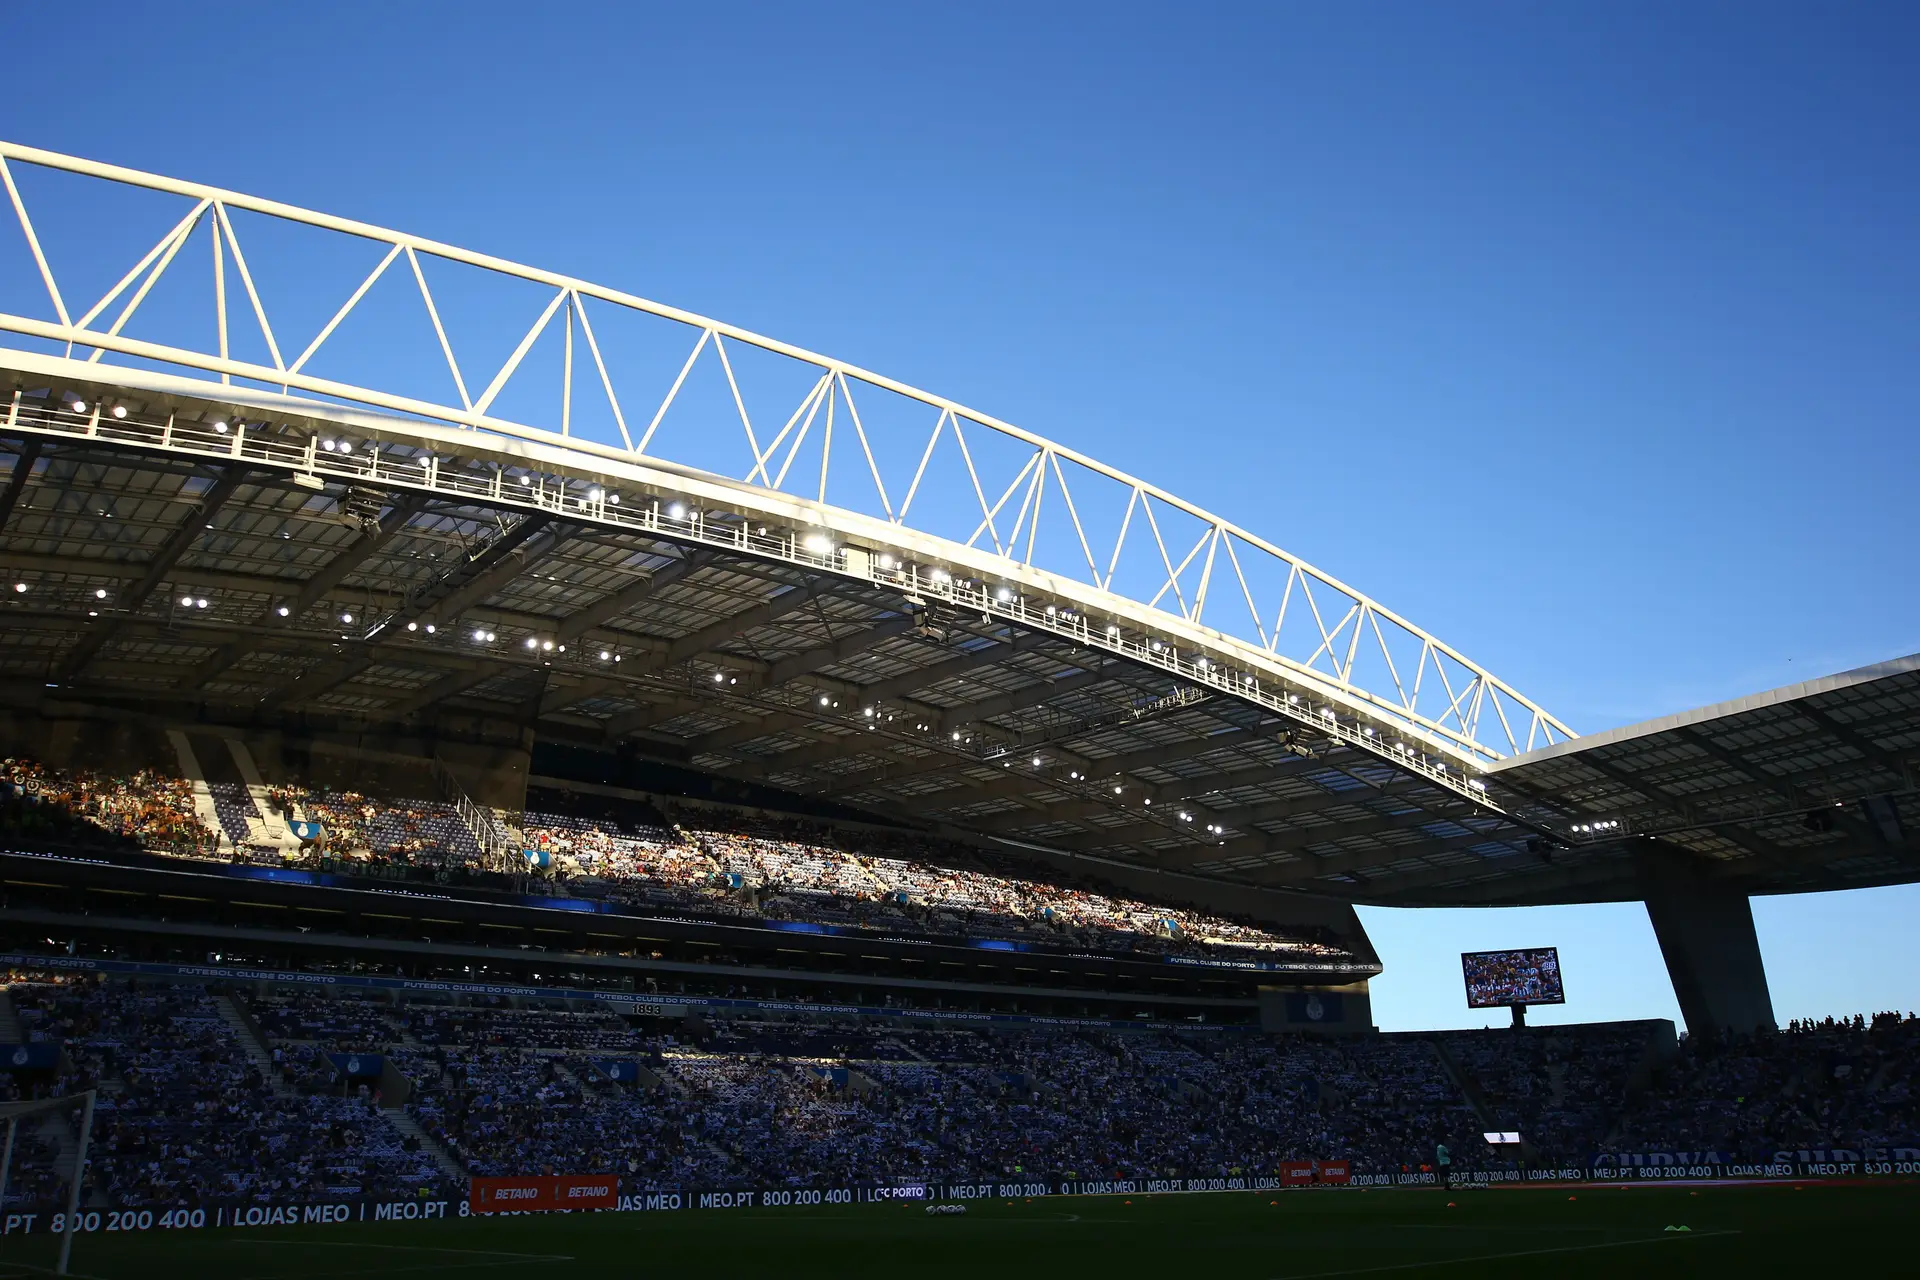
[382,1106,467,1184]
[211,990,292,1097]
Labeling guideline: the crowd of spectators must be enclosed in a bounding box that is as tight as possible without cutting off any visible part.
[4,974,446,1209]
[1608,1012,1920,1158]
[9,971,1919,1205]
[0,758,218,857]
[525,806,1351,964]
[1445,1026,1650,1156]
[0,756,1351,965]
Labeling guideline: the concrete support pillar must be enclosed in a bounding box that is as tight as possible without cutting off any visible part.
[1642,863,1776,1036]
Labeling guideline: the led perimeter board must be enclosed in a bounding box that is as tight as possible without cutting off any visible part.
[1461,947,1565,1009]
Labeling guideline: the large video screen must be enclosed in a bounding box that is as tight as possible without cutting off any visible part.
[1461,947,1565,1008]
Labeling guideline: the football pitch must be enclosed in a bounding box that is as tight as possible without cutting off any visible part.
[2,1183,1913,1280]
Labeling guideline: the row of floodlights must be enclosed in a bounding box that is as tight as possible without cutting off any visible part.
[1573,819,1623,834]
[66,398,351,446]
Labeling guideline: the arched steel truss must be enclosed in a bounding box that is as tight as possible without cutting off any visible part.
[0,141,1573,774]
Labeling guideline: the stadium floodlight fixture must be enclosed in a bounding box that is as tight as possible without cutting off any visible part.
[87,610,96,617]
[111,404,127,419]
[473,629,488,642]
[1113,784,1123,794]
[587,487,603,502]
[803,532,834,554]
[1180,811,1191,821]
[518,473,532,486]
[1045,605,1056,617]
[277,605,290,617]
[877,554,894,569]
[952,731,962,741]
[526,637,539,649]
[1320,707,1335,720]
[425,623,437,634]
[606,493,619,505]
[820,695,832,707]
[214,420,229,434]
[321,439,335,451]
[994,586,1013,602]
[542,640,554,651]
[930,568,950,584]
[94,588,107,599]
[1031,755,1042,767]
[864,707,875,717]
[180,595,194,607]
[713,671,725,683]
[601,650,612,661]
[11,582,24,593]
[1469,778,1487,791]
[406,621,417,631]
[667,503,686,519]
[195,598,208,609]
[72,399,88,412]
[1106,624,1119,636]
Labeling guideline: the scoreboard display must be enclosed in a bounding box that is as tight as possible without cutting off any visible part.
[1461,947,1565,1009]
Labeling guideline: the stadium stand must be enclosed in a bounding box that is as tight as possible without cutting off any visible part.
[0,756,1347,964]
[6,964,1909,1214]
[1607,1013,1920,1157]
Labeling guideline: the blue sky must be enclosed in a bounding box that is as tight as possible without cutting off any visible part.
[6,2,1918,1029]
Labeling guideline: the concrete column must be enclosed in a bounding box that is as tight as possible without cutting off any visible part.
[1642,865,1776,1036]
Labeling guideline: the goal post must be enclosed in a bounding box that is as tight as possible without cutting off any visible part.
[0,1090,97,1277]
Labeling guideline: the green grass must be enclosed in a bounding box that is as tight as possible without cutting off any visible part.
[3,1183,1914,1280]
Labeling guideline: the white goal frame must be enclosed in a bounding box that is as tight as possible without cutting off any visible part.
[0,1089,97,1276]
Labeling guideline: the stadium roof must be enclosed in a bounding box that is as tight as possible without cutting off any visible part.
[1467,654,1920,906]
[1,142,1913,917]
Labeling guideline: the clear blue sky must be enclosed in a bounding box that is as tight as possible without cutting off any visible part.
[7,2,1918,1030]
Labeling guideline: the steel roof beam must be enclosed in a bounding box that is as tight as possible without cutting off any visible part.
[672,634,1048,758]
[1039,779,1435,858]
[931,664,1111,733]
[594,580,832,738]
[1567,748,1804,873]
[532,548,727,715]
[0,439,41,534]
[1347,853,1619,904]
[393,548,721,720]
[1794,702,1916,790]
[1231,827,1522,888]
[1151,801,1455,870]
[966,752,1339,835]
[179,491,430,692]
[52,465,249,683]
[827,719,1268,800]
[263,513,564,709]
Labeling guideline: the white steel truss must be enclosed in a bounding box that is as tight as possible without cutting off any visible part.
[0,141,1574,764]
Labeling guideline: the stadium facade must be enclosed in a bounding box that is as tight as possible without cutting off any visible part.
[0,140,1914,1046]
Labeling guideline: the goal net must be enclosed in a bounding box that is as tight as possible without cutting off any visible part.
[0,1090,96,1276]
